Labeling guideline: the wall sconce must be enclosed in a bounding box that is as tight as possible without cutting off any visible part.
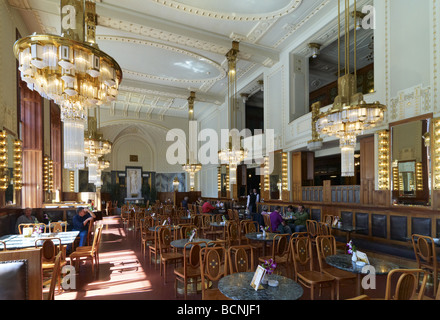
[14,140,23,190]
[258,80,264,92]
[308,43,321,58]
[377,130,390,190]
[263,156,270,191]
[0,131,9,191]
[240,93,249,104]
[423,131,430,148]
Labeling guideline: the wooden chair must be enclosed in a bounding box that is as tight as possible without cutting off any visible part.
[44,252,62,300]
[48,221,67,233]
[223,220,241,248]
[140,216,155,256]
[0,240,6,250]
[174,240,207,299]
[411,234,439,296]
[180,224,198,239]
[199,246,231,300]
[318,222,331,236]
[291,235,335,300]
[18,223,46,234]
[258,234,291,278]
[35,237,66,294]
[227,245,255,274]
[385,269,429,300]
[148,227,160,268]
[315,235,357,300]
[158,226,184,284]
[69,224,103,276]
[324,215,334,225]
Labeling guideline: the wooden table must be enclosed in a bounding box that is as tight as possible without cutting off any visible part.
[218,272,303,300]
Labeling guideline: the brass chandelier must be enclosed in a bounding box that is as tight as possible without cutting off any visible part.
[315,0,385,176]
[182,91,202,191]
[218,41,248,184]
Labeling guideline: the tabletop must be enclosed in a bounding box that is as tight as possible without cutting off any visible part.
[0,231,80,250]
[148,226,179,232]
[325,254,400,275]
[210,222,226,227]
[245,232,278,242]
[218,272,303,300]
[331,225,367,233]
[170,238,212,249]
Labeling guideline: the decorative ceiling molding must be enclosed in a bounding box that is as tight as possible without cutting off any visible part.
[150,0,302,21]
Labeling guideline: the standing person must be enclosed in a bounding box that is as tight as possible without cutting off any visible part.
[15,208,38,234]
[270,206,292,234]
[181,196,189,210]
[72,207,96,247]
[246,188,259,215]
[287,205,309,233]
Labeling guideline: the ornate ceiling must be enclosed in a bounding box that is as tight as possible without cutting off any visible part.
[9,0,336,121]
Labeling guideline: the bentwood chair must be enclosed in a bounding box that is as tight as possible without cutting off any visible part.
[0,241,6,250]
[258,234,291,278]
[174,240,207,299]
[411,234,439,297]
[35,237,66,294]
[158,226,184,284]
[199,246,231,300]
[48,221,67,233]
[291,235,335,300]
[18,223,46,234]
[70,224,103,276]
[44,252,62,300]
[315,235,357,300]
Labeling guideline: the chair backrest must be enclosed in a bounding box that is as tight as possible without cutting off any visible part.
[225,221,239,243]
[228,245,254,274]
[232,210,240,221]
[180,224,198,239]
[271,234,290,259]
[18,223,46,234]
[35,238,62,263]
[315,235,337,271]
[183,241,206,272]
[318,222,331,236]
[262,214,273,232]
[201,214,212,229]
[291,235,313,275]
[227,209,234,220]
[158,226,173,251]
[324,215,334,225]
[306,220,319,238]
[47,252,62,300]
[243,220,259,234]
[90,225,103,253]
[200,246,228,298]
[411,234,437,267]
[0,241,6,250]
[385,269,428,300]
[49,221,67,233]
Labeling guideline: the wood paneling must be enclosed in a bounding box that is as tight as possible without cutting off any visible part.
[20,83,43,208]
[50,102,62,195]
[360,136,375,205]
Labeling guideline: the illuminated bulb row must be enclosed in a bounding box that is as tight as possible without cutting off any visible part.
[14,140,23,190]
[416,162,423,191]
[69,171,75,192]
[0,131,8,191]
[377,130,390,190]
[217,167,221,193]
[434,119,440,189]
[43,156,53,192]
[281,152,288,191]
[263,156,270,191]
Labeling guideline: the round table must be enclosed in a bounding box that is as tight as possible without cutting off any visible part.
[218,272,303,300]
[325,254,400,295]
[245,232,278,256]
[170,238,212,249]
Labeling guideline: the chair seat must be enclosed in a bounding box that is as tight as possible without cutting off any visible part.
[161,252,184,261]
[298,270,335,284]
[174,265,201,278]
[322,267,357,281]
[203,288,231,300]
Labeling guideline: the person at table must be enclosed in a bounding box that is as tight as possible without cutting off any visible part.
[72,207,96,247]
[287,205,308,233]
[15,208,38,234]
[202,200,216,213]
[253,204,266,227]
[181,196,189,210]
[270,206,292,235]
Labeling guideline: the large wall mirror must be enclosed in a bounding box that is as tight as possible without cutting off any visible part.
[391,116,431,206]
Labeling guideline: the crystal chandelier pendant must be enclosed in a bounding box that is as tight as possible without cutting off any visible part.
[63,117,86,170]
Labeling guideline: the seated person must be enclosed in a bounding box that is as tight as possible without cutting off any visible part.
[270,206,292,235]
[15,208,38,234]
[287,205,308,233]
[72,207,96,247]
[253,205,266,228]
[202,200,215,213]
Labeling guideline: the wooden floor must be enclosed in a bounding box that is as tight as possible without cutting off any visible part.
[53,215,436,301]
